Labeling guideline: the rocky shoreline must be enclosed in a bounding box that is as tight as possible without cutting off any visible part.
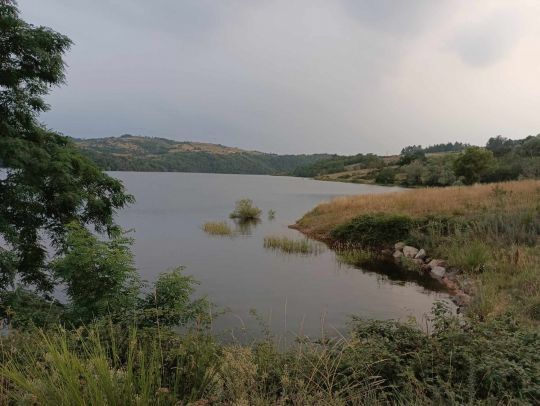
[386,242,472,311]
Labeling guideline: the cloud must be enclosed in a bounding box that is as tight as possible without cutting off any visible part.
[16,0,540,154]
[450,10,520,67]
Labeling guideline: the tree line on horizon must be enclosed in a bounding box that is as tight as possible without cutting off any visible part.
[292,134,540,186]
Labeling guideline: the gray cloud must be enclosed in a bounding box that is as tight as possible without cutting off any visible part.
[18,0,540,154]
[450,11,520,67]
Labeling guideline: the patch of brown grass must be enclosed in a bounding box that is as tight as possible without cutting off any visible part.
[296,180,540,238]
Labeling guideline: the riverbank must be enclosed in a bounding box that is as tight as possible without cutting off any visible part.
[294,179,540,325]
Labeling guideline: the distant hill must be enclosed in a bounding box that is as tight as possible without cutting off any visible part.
[74,135,332,174]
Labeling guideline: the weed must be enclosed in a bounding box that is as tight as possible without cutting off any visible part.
[263,236,323,255]
[202,221,232,236]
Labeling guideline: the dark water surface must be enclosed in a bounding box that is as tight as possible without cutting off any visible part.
[112,172,452,339]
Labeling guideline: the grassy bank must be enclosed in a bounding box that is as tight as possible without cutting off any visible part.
[2,310,539,405]
[295,180,540,325]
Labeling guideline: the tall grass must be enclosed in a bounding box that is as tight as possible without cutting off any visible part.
[2,312,538,405]
[202,221,232,236]
[296,180,540,237]
[0,324,384,405]
[263,235,323,255]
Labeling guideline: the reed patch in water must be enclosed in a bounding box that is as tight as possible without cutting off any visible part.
[202,221,232,236]
[263,235,323,255]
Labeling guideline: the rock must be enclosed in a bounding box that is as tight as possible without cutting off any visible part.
[393,250,404,259]
[452,292,471,307]
[441,276,459,291]
[414,249,426,260]
[430,266,446,278]
[403,246,419,258]
[427,259,447,269]
[381,249,393,256]
[394,242,405,251]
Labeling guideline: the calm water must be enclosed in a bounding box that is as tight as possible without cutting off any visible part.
[112,172,452,339]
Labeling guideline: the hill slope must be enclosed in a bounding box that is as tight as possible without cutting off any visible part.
[74,135,331,174]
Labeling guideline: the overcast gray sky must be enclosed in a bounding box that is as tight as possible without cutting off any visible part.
[19,0,540,154]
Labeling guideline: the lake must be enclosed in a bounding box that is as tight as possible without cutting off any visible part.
[112,172,453,339]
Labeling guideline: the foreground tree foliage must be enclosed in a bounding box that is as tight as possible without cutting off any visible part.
[0,1,133,292]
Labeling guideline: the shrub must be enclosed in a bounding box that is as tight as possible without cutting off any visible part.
[374,167,396,184]
[51,222,140,325]
[331,213,415,247]
[138,267,210,328]
[229,199,262,221]
[454,147,494,184]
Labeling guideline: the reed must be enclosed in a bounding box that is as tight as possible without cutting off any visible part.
[202,221,232,236]
[263,235,323,255]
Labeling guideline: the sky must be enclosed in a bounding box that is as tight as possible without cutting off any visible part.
[19,0,540,155]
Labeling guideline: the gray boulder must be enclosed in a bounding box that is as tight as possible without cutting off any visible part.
[393,250,404,259]
[430,266,446,278]
[403,246,419,258]
[394,242,406,251]
[427,259,447,269]
[414,249,426,260]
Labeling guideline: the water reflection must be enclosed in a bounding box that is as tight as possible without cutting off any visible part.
[232,218,261,236]
[342,259,448,292]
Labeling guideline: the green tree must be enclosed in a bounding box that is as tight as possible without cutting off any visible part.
[486,135,514,157]
[403,160,424,186]
[454,147,494,185]
[374,167,396,184]
[518,135,540,158]
[51,223,140,325]
[0,1,133,292]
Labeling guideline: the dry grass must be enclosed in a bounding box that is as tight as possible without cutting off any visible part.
[202,221,232,236]
[296,180,540,237]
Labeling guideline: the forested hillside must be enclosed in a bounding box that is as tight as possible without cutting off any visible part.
[293,135,540,186]
[74,135,331,174]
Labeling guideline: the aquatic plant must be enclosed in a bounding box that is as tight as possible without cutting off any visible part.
[229,199,262,221]
[267,209,276,220]
[263,235,323,255]
[202,221,233,236]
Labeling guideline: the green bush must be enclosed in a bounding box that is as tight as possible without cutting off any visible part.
[331,213,415,247]
[374,167,396,184]
[349,310,540,404]
[229,199,262,221]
